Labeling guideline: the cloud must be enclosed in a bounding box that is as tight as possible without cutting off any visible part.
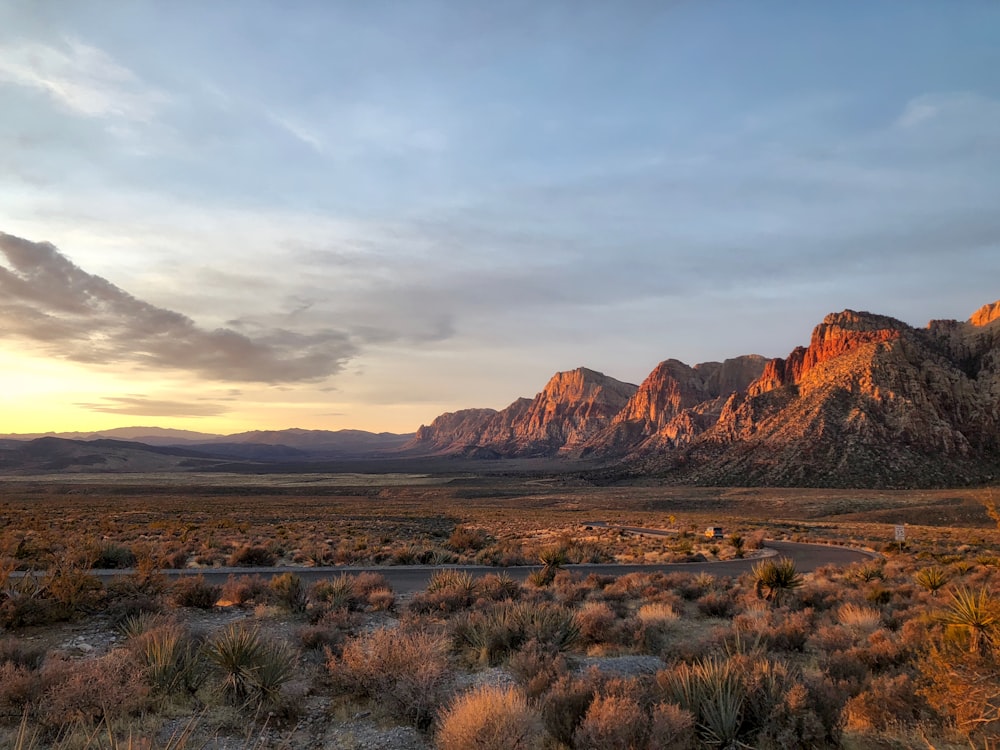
[0,37,167,121]
[76,396,230,418]
[0,232,357,382]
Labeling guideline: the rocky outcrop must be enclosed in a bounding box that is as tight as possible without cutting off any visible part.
[641,304,1000,487]
[579,356,767,456]
[406,369,636,457]
[407,299,1000,488]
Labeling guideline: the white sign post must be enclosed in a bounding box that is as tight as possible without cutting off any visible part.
[894,524,905,552]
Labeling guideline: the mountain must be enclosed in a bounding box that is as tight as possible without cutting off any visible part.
[407,299,1000,488]
[580,356,768,456]
[406,367,638,457]
[0,437,223,473]
[630,303,1000,487]
[0,427,414,457]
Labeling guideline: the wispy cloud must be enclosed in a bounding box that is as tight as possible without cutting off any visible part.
[0,37,167,121]
[0,232,357,382]
[77,396,230,418]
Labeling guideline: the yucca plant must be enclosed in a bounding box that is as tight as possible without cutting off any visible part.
[751,558,802,606]
[142,625,208,695]
[251,641,297,705]
[117,611,162,640]
[427,569,477,596]
[659,656,748,747]
[205,624,266,703]
[310,573,359,610]
[938,587,1000,655]
[915,566,950,595]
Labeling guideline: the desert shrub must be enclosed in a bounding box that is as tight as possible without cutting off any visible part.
[478,572,522,602]
[228,545,276,567]
[410,570,478,614]
[436,685,544,750]
[696,591,737,618]
[297,621,343,651]
[919,641,1000,742]
[38,649,150,728]
[367,587,395,611]
[171,575,220,609]
[837,603,883,635]
[220,574,268,606]
[539,673,597,746]
[268,572,306,613]
[843,673,925,733]
[92,542,137,569]
[453,601,579,666]
[573,692,648,750]
[647,702,697,749]
[0,661,46,716]
[327,626,452,730]
[508,640,569,698]
[575,601,618,646]
[447,525,491,553]
[0,638,45,670]
[762,608,813,653]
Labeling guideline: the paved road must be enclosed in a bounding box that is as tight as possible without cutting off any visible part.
[76,538,873,596]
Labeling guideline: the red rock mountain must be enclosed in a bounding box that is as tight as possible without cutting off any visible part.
[407,368,637,457]
[410,299,1000,488]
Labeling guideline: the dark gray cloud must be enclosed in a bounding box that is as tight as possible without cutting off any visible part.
[0,232,357,382]
[76,396,229,417]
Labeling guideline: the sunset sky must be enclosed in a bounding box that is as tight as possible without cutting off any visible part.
[2,1,999,436]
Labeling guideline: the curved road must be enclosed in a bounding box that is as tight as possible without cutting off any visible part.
[81,538,874,596]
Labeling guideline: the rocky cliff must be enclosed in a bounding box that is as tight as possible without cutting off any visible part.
[408,300,1000,488]
[406,368,637,457]
[640,304,1000,487]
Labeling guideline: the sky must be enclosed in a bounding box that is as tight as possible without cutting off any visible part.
[1,1,999,436]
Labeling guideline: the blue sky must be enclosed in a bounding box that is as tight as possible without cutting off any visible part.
[1,1,999,433]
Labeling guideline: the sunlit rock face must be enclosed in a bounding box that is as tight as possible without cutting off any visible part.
[408,299,1000,488]
[406,368,636,457]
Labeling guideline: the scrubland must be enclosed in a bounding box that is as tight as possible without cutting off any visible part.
[0,476,998,749]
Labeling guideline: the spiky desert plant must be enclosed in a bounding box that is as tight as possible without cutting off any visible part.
[310,573,359,610]
[117,611,162,640]
[250,640,296,705]
[915,566,950,595]
[479,572,521,602]
[427,569,477,597]
[938,587,1000,655]
[728,534,745,558]
[752,558,803,606]
[140,624,208,695]
[205,624,265,703]
[659,656,747,747]
[852,562,884,583]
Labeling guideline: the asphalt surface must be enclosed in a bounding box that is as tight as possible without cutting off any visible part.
[74,537,874,597]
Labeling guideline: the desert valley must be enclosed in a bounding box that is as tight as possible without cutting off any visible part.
[1,300,999,749]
